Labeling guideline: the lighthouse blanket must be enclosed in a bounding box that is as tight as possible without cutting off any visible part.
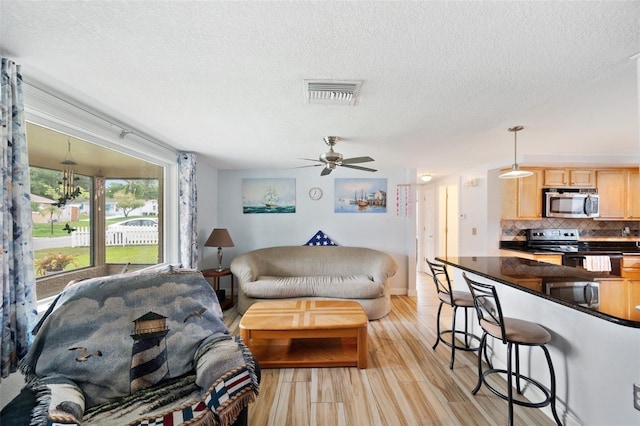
[19,269,259,425]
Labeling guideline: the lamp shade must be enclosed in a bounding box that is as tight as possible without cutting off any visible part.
[205,228,234,248]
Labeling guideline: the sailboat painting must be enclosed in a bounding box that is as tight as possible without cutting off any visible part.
[334,178,387,213]
[242,178,296,214]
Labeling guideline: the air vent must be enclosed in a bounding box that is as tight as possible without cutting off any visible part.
[304,80,362,106]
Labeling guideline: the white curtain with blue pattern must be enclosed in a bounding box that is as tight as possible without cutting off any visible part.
[178,152,198,269]
[1,57,38,380]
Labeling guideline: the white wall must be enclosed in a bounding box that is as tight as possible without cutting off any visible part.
[457,167,503,256]
[215,167,416,294]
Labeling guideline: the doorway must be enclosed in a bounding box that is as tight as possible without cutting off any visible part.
[418,182,459,272]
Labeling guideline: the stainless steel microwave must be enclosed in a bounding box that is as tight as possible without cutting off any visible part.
[543,189,599,218]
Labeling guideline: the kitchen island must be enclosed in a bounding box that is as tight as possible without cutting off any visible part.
[439,256,640,326]
[436,256,640,425]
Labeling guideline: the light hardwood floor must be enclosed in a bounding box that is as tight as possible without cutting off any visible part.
[223,273,555,426]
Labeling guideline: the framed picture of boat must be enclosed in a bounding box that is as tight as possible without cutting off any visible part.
[242,178,296,214]
[334,178,387,213]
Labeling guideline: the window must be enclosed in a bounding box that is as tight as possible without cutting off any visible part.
[30,165,92,278]
[104,178,160,265]
[27,123,165,299]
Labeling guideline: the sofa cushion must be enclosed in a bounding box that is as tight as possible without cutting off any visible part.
[243,275,384,299]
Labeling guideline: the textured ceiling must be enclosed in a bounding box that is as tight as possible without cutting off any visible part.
[2,1,639,179]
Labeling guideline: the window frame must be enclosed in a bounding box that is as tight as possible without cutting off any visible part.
[24,83,180,288]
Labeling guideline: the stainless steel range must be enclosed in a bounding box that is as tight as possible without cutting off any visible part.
[525,228,622,275]
[525,228,580,253]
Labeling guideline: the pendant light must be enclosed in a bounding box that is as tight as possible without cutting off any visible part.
[498,125,533,179]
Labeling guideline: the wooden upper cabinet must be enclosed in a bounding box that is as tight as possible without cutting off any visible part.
[569,170,595,187]
[596,168,639,220]
[596,169,626,218]
[501,168,542,220]
[543,169,594,187]
[501,167,636,221]
[628,169,640,219]
[543,169,568,186]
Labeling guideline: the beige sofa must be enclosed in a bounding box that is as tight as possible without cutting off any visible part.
[230,246,398,320]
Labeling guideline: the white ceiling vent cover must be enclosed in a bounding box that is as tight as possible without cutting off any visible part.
[304,80,362,106]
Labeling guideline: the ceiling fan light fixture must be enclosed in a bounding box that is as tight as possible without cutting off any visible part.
[498,125,533,179]
[298,136,377,176]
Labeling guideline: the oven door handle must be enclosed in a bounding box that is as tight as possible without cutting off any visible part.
[584,283,595,307]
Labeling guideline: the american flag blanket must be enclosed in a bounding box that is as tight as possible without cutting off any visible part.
[19,270,259,426]
[303,230,337,246]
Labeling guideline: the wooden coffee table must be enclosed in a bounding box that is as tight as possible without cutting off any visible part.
[239,300,369,369]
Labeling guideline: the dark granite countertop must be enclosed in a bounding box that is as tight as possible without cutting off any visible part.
[499,240,640,254]
[436,256,640,328]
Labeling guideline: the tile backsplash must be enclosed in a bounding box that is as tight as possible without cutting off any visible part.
[501,219,640,239]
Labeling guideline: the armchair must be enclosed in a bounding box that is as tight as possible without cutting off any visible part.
[2,269,259,425]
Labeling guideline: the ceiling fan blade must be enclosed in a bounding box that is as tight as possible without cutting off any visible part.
[293,164,323,169]
[342,156,374,164]
[341,164,377,172]
[299,157,324,163]
[320,167,333,176]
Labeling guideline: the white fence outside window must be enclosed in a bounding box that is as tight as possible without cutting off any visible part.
[71,226,159,247]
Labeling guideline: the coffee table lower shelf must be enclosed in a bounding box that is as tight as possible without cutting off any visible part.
[248,337,359,368]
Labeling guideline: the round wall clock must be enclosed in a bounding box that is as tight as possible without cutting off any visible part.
[308,187,323,200]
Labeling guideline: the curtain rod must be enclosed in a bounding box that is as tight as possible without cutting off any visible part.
[22,79,177,153]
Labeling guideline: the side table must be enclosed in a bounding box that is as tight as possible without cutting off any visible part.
[201,268,234,310]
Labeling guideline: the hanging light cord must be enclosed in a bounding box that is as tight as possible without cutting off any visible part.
[508,125,524,167]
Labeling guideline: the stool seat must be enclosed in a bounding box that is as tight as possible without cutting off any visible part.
[464,273,562,426]
[481,317,552,345]
[427,259,480,369]
[440,290,475,307]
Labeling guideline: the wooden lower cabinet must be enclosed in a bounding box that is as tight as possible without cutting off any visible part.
[629,280,640,321]
[597,278,640,321]
[597,278,629,319]
[513,278,543,292]
[621,255,640,279]
[499,249,563,265]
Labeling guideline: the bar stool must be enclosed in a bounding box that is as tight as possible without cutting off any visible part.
[463,272,562,426]
[426,259,480,369]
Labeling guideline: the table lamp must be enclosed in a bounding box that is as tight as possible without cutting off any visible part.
[205,228,235,271]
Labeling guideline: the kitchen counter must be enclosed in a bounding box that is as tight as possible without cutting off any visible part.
[436,256,640,425]
[500,240,640,254]
[436,256,640,328]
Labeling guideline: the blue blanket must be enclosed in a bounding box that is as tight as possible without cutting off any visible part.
[19,269,258,425]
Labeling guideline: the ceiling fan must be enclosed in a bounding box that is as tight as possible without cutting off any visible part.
[300,136,377,176]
